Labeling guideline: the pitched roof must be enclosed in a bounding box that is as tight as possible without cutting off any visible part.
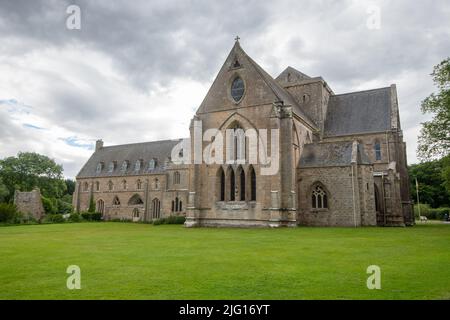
[241,48,316,127]
[300,141,371,168]
[275,66,311,84]
[196,41,316,129]
[76,139,182,178]
[324,87,392,137]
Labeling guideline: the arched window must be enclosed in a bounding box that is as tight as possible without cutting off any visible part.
[83,182,89,192]
[128,194,143,205]
[108,181,113,191]
[122,180,127,190]
[228,167,235,201]
[171,200,175,212]
[152,198,161,219]
[136,179,142,190]
[96,199,105,214]
[374,141,382,161]
[175,197,179,212]
[113,196,121,206]
[154,178,159,189]
[312,185,328,209]
[179,201,182,212]
[228,123,246,163]
[95,181,100,191]
[237,166,245,201]
[217,167,225,201]
[250,166,256,201]
[174,171,181,185]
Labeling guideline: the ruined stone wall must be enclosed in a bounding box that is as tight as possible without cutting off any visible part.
[14,189,45,220]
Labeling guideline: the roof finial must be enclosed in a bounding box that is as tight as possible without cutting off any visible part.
[234,35,240,42]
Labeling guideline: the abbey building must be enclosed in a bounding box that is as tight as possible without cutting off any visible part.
[73,40,414,227]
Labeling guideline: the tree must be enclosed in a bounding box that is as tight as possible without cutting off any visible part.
[418,58,450,160]
[0,178,9,203]
[65,179,76,196]
[0,152,66,202]
[409,157,450,208]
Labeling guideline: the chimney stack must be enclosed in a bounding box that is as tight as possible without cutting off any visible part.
[95,139,104,152]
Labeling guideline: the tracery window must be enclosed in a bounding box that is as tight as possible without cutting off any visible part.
[312,185,328,209]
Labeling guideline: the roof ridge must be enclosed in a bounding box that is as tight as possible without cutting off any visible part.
[239,47,316,127]
[332,86,390,97]
[101,138,183,150]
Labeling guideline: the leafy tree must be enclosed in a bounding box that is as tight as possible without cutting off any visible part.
[418,58,450,160]
[409,156,450,208]
[0,152,66,202]
[65,179,76,196]
[0,178,9,203]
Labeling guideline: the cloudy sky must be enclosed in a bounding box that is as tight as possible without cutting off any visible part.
[0,0,449,178]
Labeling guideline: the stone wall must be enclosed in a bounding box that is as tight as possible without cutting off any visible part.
[14,189,45,220]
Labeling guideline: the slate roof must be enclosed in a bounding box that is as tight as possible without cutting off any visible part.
[76,139,182,178]
[300,141,371,168]
[275,66,311,84]
[324,87,392,137]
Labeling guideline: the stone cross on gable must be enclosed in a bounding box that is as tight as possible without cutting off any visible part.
[234,36,240,42]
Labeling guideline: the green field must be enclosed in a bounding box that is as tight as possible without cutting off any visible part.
[0,222,449,300]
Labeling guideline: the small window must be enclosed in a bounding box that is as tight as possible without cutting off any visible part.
[113,196,120,206]
[174,171,181,185]
[108,161,116,173]
[108,180,114,191]
[375,142,382,161]
[95,181,100,191]
[231,77,245,102]
[154,178,159,189]
[134,160,142,172]
[122,180,127,190]
[121,161,129,172]
[148,158,156,170]
[136,179,142,190]
[96,162,103,174]
[83,182,89,192]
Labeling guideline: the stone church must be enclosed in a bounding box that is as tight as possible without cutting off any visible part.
[73,40,414,227]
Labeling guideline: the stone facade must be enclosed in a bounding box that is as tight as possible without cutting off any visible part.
[14,189,45,221]
[74,40,414,227]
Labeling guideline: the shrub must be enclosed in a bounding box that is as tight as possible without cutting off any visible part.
[153,215,185,226]
[68,213,82,222]
[90,212,102,221]
[43,214,65,223]
[414,204,450,220]
[42,197,57,215]
[0,203,21,223]
[80,212,102,221]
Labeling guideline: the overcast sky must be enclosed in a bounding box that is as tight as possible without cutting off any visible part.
[0,0,449,178]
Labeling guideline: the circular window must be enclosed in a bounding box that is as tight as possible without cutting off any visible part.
[231,77,245,102]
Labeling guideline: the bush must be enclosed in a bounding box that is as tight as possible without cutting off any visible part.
[68,213,82,222]
[80,212,102,221]
[0,203,21,223]
[414,204,450,220]
[43,214,65,223]
[41,197,57,215]
[153,215,185,226]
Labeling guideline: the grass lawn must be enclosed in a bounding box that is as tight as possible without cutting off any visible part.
[0,222,449,300]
